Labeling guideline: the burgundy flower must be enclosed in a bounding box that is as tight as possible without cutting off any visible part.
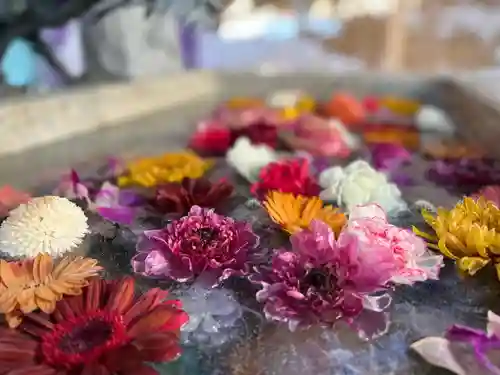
[0,277,188,375]
[250,220,395,331]
[132,206,259,284]
[251,158,320,200]
[427,158,500,193]
[150,178,234,215]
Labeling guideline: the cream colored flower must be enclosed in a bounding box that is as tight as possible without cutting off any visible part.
[227,137,278,182]
[319,160,407,213]
[0,196,89,258]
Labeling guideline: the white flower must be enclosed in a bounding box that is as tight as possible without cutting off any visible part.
[319,160,407,213]
[227,137,278,182]
[415,105,454,134]
[266,90,306,108]
[0,196,89,258]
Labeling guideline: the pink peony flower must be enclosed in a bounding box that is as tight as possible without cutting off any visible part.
[347,203,443,285]
[250,220,397,331]
[132,206,259,284]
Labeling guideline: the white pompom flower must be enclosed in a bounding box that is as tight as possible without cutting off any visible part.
[0,196,89,258]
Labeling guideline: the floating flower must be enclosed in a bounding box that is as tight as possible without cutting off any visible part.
[281,116,354,158]
[226,137,278,182]
[369,143,412,172]
[150,177,234,215]
[180,280,243,347]
[473,185,500,208]
[54,171,143,225]
[0,277,188,375]
[188,121,232,156]
[92,182,143,225]
[319,160,407,214]
[363,128,420,150]
[379,96,420,116]
[414,197,500,278]
[412,311,500,375]
[427,158,500,192]
[250,220,396,331]
[117,151,213,188]
[0,196,89,258]
[347,204,443,285]
[0,253,102,328]
[263,191,346,235]
[422,140,483,159]
[132,206,259,284]
[251,158,320,200]
[323,93,366,126]
[53,169,90,202]
[0,185,31,217]
[415,105,454,134]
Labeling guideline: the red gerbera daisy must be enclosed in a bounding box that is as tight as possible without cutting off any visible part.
[251,158,320,200]
[0,277,188,375]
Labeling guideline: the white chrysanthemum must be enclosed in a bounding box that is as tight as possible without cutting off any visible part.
[0,196,89,258]
[227,137,278,182]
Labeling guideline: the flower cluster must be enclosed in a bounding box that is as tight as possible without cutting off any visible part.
[0,249,187,375]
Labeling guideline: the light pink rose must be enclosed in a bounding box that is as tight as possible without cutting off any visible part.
[347,203,443,285]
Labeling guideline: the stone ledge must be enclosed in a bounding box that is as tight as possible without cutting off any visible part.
[0,71,218,156]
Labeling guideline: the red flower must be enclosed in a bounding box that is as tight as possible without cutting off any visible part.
[188,123,232,156]
[251,159,320,200]
[150,178,234,215]
[0,277,188,375]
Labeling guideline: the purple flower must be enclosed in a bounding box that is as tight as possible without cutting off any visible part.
[132,206,259,284]
[249,220,395,331]
[369,143,412,172]
[412,311,500,375]
[427,158,500,192]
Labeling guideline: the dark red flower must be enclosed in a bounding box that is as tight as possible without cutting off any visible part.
[251,159,320,200]
[0,277,188,375]
[232,122,278,149]
[150,178,234,215]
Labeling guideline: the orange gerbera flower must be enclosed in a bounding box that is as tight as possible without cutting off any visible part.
[0,253,102,328]
[263,191,346,235]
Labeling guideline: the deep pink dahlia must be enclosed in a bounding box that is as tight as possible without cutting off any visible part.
[132,206,259,284]
[250,220,396,330]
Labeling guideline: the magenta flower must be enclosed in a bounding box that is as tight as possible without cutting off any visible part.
[472,185,500,208]
[250,220,397,331]
[132,206,259,284]
[54,170,142,225]
[412,311,500,375]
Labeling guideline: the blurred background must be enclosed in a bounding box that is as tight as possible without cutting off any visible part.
[1,0,500,96]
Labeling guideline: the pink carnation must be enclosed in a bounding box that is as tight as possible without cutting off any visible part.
[347,203,444,285]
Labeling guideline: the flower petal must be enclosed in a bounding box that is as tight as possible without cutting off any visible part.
[127,306,181,338]
[123,288,170,325]
[132,332,181,362]
[105,277,135,314]
[4,365,58,375]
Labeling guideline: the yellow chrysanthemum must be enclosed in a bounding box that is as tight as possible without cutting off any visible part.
[413,197,500,278]
[263,191,346,235]
[118,151,213,188]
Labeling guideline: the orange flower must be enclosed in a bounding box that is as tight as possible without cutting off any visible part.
[263,191,346,235]
[0,253,102,328]
[363,129,420,150]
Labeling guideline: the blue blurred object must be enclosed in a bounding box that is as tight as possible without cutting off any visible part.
[0,38,36,86]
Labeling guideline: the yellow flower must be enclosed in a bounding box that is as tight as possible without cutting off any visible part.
[0,253,102,328]
[263,191,346,235]
[413,197,500,279]
[380,96,421,116]
[118,151,213,188]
